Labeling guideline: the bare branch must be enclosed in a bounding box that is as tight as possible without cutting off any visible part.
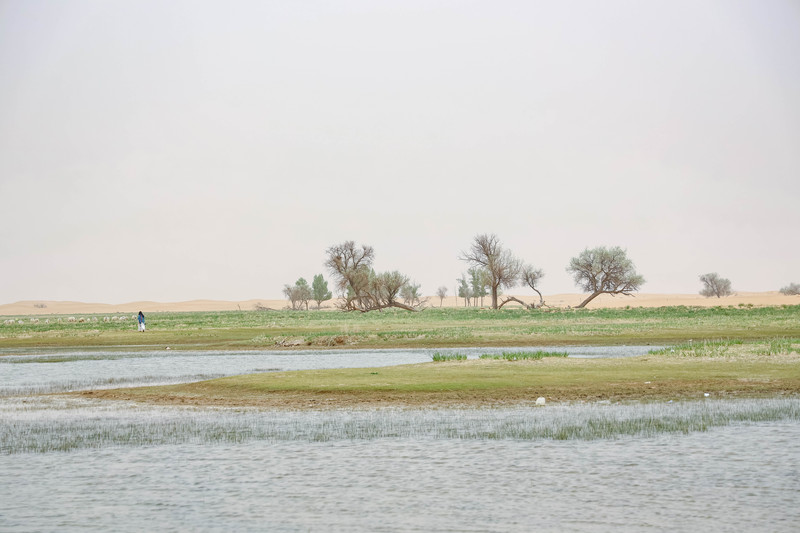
[460,234,521,309]
[324,241,421,312]
[699,273,733,298]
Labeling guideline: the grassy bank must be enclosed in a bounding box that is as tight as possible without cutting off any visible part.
[3,305,799,350]
[82,340,800,409]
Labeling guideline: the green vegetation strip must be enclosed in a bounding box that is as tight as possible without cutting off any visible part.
[479,350,569,361]
[3,305,800,350]
[83,342,800,409]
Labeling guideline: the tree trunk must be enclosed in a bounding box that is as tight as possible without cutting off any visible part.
[354,301,419,312]
[532,287,544,308]
[389,301,418,312]
[498,296,531,309]
[491,286,499,309]
[576,291,602,308]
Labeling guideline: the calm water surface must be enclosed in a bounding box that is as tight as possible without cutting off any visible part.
[2,347,797,531]
[1,422,798,532]
[0,345,659,396]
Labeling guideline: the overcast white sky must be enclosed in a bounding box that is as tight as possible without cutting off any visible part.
[1,0,798,304]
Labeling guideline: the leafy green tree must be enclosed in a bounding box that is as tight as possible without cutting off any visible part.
[567,246,645,308]
[295,278,312,310]
[311,274,333,309]
[457,275,473,306]
[469,267,490,306]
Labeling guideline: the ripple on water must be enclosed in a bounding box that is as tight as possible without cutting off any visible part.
[1,422,799,532]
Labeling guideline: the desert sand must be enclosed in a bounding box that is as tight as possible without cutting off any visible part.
[0,292,797,316]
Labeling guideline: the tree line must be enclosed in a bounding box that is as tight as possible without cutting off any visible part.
[282,234,797,311]
[283,234,644,311]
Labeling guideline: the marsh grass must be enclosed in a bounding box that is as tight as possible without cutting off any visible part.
[650,339,744,357]
[479,350,569,361]
[758,338,800,356]
[2,397,798,454]
[651,338,800,358]
[431,353,467,362]
[0,374,227,397]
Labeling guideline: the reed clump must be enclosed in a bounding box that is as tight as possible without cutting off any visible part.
[479,350,569,361]
[431,353,467,362]
[650,338,800,358]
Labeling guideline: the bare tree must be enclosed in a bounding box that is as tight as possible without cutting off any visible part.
[499,264,545,309]
[699,273,733,298]
[282,285,298,309]
[567,246,645,308]
[283,278,312,310]
[400,280,422,307]
[325,241,420,312]
[325,241,374,310]
[780,282,800,296]
[436,286,448,307]
[460,234,521,309]
[521,264,545,308]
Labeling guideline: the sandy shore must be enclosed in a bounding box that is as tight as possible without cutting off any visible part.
[1,292,797,316]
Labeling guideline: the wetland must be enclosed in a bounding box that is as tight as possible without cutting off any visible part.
[1,306,799,531]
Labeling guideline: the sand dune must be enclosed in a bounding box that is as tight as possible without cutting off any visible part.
[1,292,797,316]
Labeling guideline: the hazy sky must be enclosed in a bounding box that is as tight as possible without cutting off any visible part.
[1,0,798,304]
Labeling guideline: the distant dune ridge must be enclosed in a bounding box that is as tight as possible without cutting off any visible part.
[0,292,797,316]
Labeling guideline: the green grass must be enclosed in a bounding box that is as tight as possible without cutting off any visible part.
[86,342,800,408]
[431,352,467,362]
[649,338,800,358]
[479,350,569,361]
[1,305,799,350]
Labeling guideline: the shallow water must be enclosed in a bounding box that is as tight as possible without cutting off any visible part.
[0,344,797,531]
[3,396,799,453]
[1,420,798,532]
[0,345,659,396]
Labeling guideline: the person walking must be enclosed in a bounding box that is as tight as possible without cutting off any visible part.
[137,311,146,332]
